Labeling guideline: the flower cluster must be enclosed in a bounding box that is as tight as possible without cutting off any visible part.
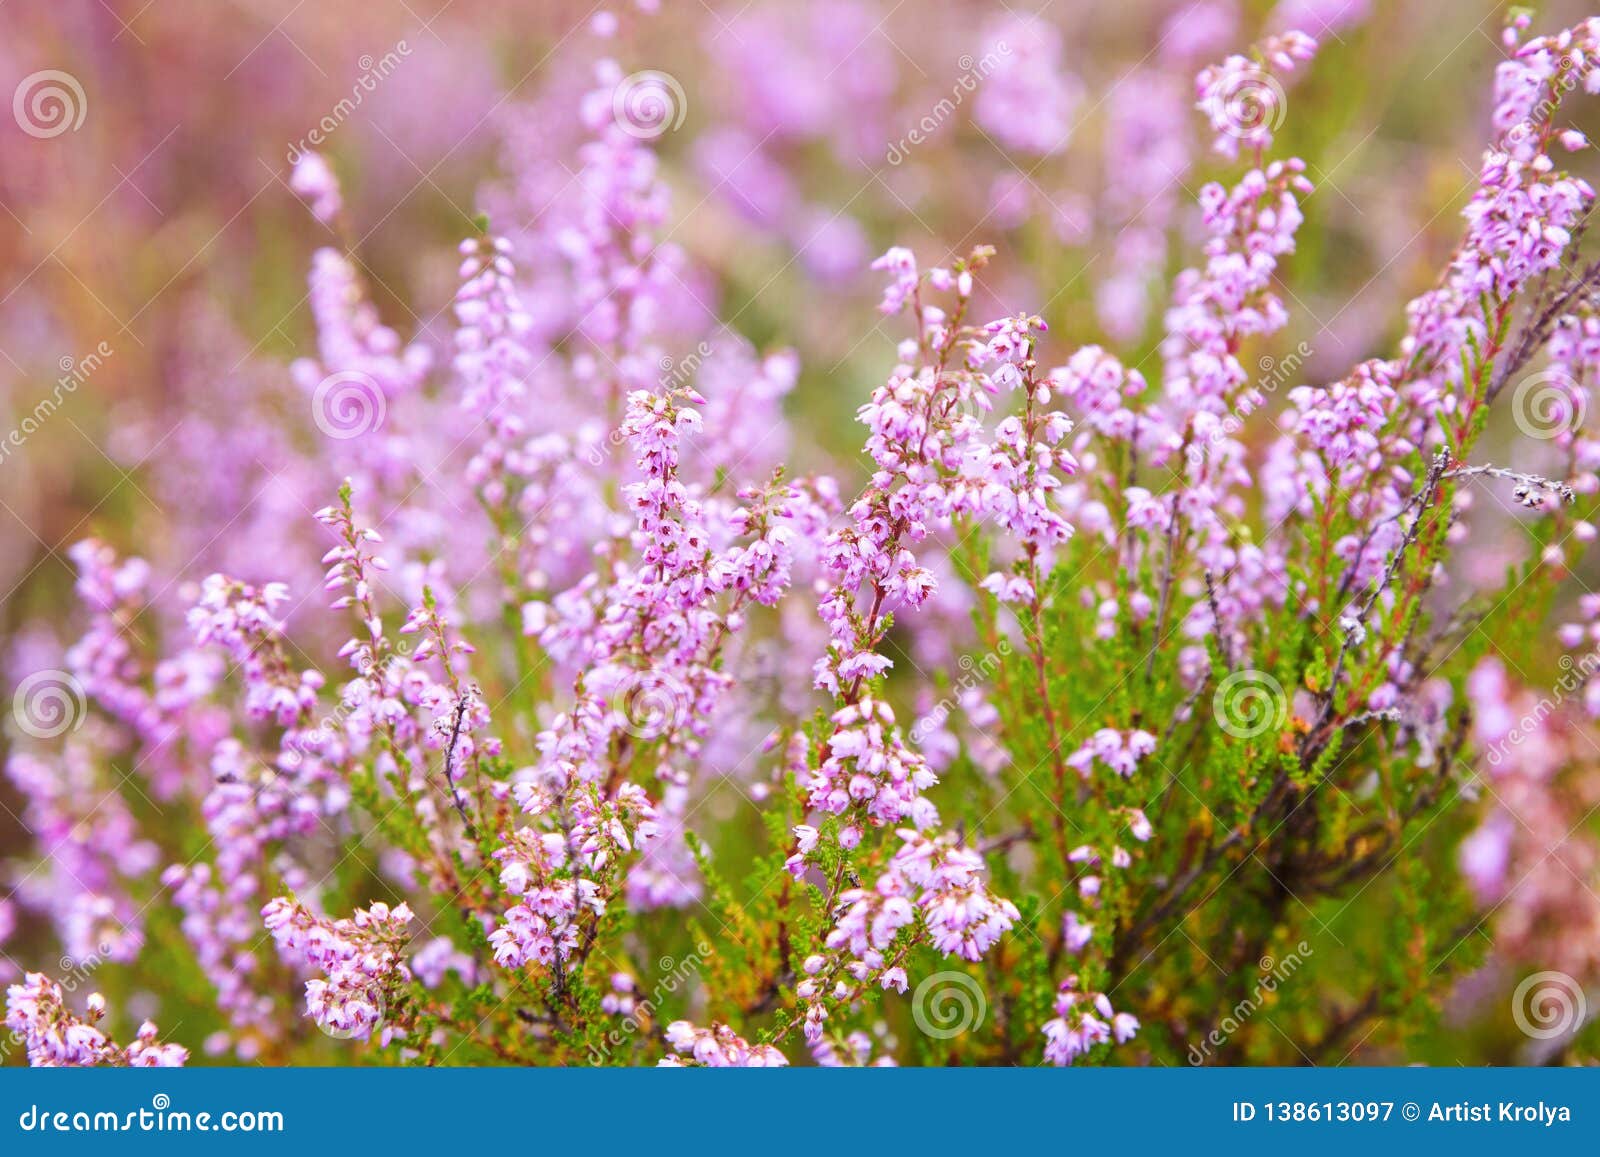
[5,974,187,1067]
[10,3,1600,1072]
[660,1021,788,1067]
[1195,31,1317,158]
[263,898,415,1043]
[1042,977,1139,1066]
[1066,728,1159,778]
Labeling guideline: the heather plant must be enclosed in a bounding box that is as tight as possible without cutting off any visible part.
[7,4,1600,1069]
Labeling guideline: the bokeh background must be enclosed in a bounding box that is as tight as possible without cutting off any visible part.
[3,0,1600,1063]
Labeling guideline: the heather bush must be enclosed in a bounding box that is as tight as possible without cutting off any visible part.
[5,1,1600,1067]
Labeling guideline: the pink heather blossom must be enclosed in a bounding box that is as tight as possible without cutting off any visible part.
[9,1,1600,1073]
[807,698,938,827]
[289,150,342,224]
[1043,975,1139,1065]
[6,973,186,1067]
[263,898,415,1044]
[1196,32,1317,159]
[188,574,324,727]
[661,1021,788,1066]
[1066,728,1159,777]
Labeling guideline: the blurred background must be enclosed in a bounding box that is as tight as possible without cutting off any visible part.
[0,0,1557,594]
[3,0,1599,1063]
